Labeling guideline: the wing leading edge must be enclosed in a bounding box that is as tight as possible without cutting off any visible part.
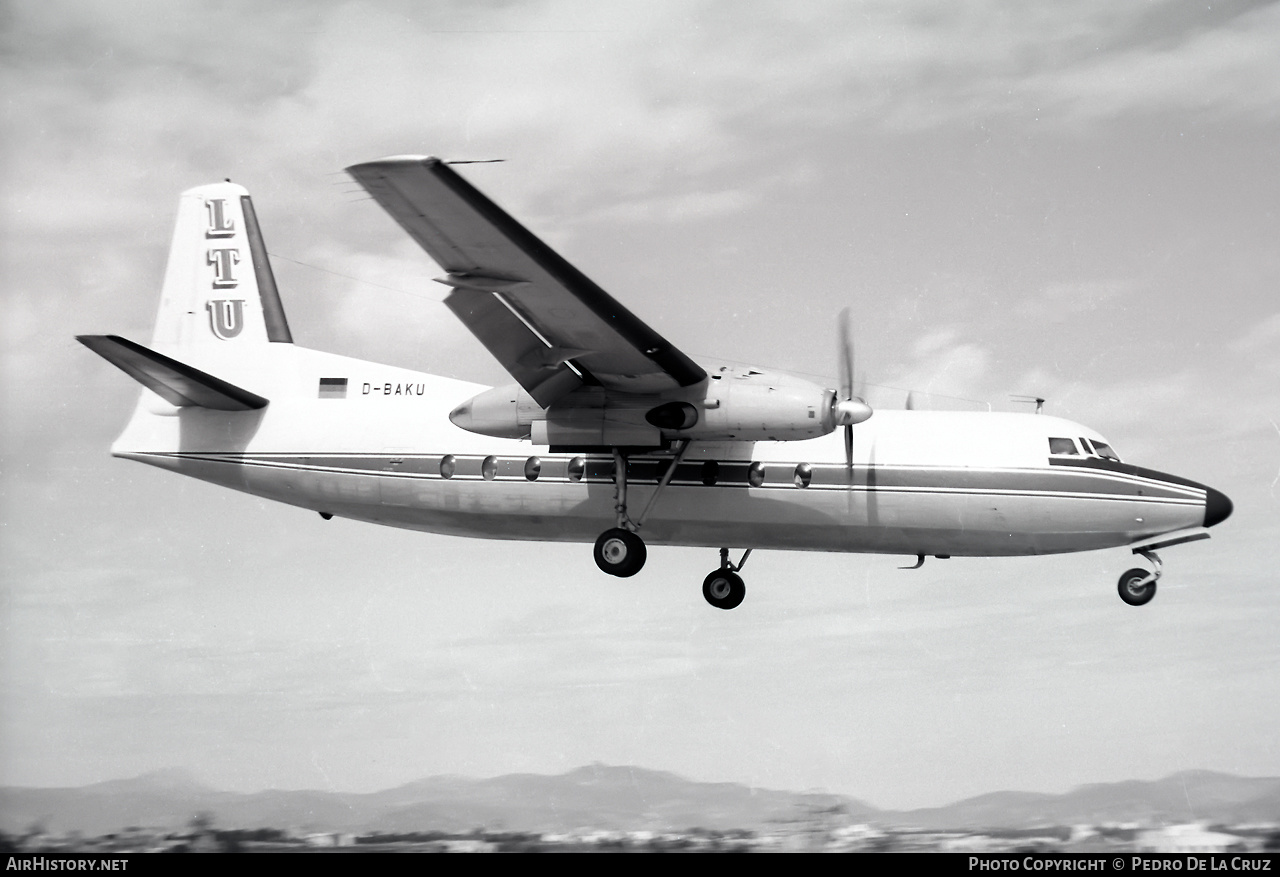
[346,156,706,406]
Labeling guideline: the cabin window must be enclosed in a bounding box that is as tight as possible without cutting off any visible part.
[567,456,585,483]
[524,456,541,481]
[439,454,456,479]
[794,463,812,488]
[481,455,497,481]
[1091,441,1120,462]
[1048,437,1079,455]
[748,462,766,488]
[701,460,719,486]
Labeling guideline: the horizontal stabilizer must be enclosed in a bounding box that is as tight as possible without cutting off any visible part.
[77,335,268,411]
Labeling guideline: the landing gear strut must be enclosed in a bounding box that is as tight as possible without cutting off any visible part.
[1118,547,1162,606]
[591,442,690,578]
[1115,530,1213,606]
[702,548,751,610]
[594,449,644,577]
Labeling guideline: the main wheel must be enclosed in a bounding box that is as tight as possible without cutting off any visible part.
[593,528,646,577]
[1117,568,1157,606]
[702,570,746,610]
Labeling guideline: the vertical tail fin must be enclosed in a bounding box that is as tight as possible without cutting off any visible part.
[150,182,292,354]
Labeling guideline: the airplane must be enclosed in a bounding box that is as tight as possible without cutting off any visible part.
[79,156,1233,610]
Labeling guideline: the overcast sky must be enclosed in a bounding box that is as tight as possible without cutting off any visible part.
[2,0,1278,811]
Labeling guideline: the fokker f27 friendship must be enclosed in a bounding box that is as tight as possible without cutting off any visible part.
[80,156,1232,609]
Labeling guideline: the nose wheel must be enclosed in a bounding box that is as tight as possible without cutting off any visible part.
[1117,568,1157,606]
[1117,547,1162,606]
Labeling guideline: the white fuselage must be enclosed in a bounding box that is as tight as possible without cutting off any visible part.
[111,345,1211,558]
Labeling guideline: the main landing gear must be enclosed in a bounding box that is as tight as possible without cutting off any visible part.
[592,443,688,580]
[590,443,753,609]
[593,528,646,578]
[703,548,751,610]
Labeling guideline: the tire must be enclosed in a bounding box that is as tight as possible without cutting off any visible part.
[702,570,746,610]
[593,528,646,577]
[1117,568,1157,606]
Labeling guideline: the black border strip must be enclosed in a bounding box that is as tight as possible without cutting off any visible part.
[1048,457,1208,491]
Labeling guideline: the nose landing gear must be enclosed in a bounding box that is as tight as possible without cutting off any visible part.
[1117,567,1157,606]
[1118,547,1162,606]
[1116,530,1216,606]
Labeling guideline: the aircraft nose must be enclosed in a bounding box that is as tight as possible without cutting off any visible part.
[1204,486,1233,528]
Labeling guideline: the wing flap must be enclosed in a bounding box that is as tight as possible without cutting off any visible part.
[443,290,582,407]
[78,335,268,411]
[346,156,706,398]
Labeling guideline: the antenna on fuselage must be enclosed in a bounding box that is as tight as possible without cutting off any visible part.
[1011,394,1046,414]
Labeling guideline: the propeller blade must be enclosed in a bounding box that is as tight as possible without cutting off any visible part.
[845,423,854,515]
[834,306,870,519]
[831,306,873,429]
[838,307,854,402]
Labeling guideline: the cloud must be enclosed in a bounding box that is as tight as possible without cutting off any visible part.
[1233,312,1280,363]
[1012,279,1135,322]
[867,328,995,410]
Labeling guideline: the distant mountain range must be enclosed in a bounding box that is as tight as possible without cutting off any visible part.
[2,765,1277,837]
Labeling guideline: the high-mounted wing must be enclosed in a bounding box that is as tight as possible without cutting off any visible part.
[346,156,706,406]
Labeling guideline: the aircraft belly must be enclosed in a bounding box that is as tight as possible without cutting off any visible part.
[124,451,1206,558]
[355,486,1165,555]
[352,478,1190,556]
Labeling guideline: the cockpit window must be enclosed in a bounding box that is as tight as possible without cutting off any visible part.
[1091,441,1120,462]
[1048,437,1079,455]
[1078,437,1095,455]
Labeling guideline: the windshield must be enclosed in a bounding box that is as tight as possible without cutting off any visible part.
[1091,441,1120,462]
[1048,437,1079,455]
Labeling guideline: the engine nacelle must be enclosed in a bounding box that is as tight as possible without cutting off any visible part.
[696,365,833,441]
[449,365,846,446]
[448,384,542,439]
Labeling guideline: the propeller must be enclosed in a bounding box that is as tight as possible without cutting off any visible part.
[832,308,873,489]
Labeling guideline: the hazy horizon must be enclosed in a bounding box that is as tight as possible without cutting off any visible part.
[7,761,1276,803]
